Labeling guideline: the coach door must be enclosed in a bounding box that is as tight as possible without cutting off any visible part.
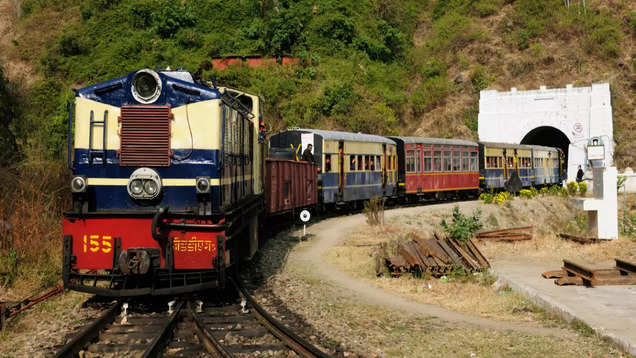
[338,141,344,195]
[382,144,387,188]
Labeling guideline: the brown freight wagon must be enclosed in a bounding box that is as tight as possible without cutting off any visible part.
[265,159,318,214]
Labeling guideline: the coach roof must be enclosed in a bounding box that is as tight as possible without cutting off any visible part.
[291,129,396,144]
[390,136,478,147]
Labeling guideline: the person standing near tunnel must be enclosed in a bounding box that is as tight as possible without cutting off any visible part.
[576,165,584,183]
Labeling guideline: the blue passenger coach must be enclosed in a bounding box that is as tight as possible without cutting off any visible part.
[269,129,398,204]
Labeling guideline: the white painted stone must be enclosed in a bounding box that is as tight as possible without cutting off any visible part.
[478,83,613,182]
[574,167,618,239]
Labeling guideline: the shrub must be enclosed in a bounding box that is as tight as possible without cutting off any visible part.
[469,65,493,92]
[152,0,195,39]
[364,197,386,226]
[578,181,587,195]
[539,187,549,195]
[411,76,450,114]
[319,82,356,116]
[566,181,578,196]
[494,191,512,205]
[519,189,532,199]
[440,206,483,243]
[479,192,494,204]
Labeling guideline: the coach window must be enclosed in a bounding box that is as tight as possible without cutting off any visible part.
[406,150,415,173]
[325,154,332,172]
[452,151,460,171]
[470,152,478,171]
[375,156,381,171]
[462,151,469,171]
[433,151,441,171]
[423,151,432,172]
[415,151,421,173]
[357,155,363,170]
[350,156,356,171]
[444,151,452,172]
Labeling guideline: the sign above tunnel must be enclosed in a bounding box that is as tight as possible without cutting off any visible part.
[478,83,613,181]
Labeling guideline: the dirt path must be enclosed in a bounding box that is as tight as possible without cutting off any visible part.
[288,202,576,338]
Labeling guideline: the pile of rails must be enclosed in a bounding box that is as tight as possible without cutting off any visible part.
[382,235,490,278]
[542,258,636,286]
[475,226,533,242]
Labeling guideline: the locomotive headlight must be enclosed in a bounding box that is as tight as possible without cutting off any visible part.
[131,69,162,104]
[196,177,211,194]
[129,179,144,195]
[144,180,158,195]
[127,168,162,200]
[71,176,87,193]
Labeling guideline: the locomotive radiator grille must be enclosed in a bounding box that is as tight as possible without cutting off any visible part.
[119,105,172,167]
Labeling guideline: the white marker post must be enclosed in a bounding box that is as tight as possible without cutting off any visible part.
[300,209,311,239]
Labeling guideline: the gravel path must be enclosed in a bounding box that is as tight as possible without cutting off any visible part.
[288,202,577,338]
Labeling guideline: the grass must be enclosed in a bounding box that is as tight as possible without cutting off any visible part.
[0,160,68,298]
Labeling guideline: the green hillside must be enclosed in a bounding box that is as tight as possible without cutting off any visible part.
[1,0,633,166]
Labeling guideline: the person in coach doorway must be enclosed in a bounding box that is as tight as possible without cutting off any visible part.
[302,144,315,163]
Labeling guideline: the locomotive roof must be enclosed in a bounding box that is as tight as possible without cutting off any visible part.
[390,136,478,147]
[479,141,559,152]
[291,129,396,144]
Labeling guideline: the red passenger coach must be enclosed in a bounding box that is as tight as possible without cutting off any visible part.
[265,158,317,215]
[391,137,480,198]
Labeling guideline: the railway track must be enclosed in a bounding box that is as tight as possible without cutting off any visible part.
[52,278,331,358]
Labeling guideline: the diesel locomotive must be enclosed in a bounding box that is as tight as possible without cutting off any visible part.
[62,68,565,297]
[63,68,265,296]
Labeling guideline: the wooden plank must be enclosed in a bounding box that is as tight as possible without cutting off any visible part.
[423,239,454,264]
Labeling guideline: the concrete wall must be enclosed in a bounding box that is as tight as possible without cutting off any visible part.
[478,83,613,181]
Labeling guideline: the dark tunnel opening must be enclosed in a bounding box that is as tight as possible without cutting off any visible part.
[520,126,570,164]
